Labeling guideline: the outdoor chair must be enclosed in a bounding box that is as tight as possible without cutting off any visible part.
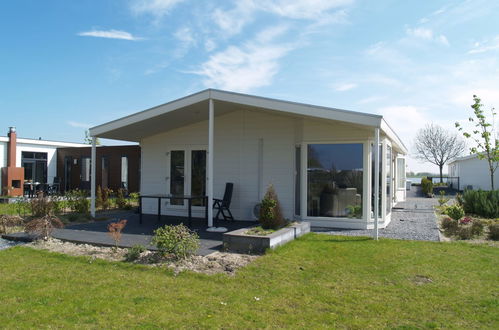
[213,182,234,221]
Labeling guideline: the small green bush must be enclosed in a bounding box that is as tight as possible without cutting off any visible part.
[152,224,199,259]
[116,188,130,209]
[259,184,287,230]
[66,189,90,214]
[446,204,464,221]
[438,190,449,206]
[471,220,484,237]
[125,245,147,262]
[457,190,499,218]
[421,177,433,197]
[488,223,499,241]
[457,226,473,240]
[441,217,458,236]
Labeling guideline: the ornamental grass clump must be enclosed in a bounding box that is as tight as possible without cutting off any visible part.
[25,215,64,240]
[107,219,127,249]
[259,184,287,230]
[0,215,24,234]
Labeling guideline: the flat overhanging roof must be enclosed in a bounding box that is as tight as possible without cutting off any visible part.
[89,89,407,154]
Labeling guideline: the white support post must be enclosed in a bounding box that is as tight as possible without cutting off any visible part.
[373,128,380,240]
[90,137,97,218]
[207,99,214,228]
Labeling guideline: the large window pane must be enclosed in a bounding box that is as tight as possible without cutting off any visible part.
[170,150,184,205]
[397,158,405,189]
[295,146,301,216]
[307,144,363,218]
[191,150,206,206]
[101,156,109,189]
[386,146,392,214]
[371,144,383,216]
[121,156,128,190]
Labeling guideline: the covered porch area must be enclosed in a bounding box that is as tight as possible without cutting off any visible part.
[88,89,408,233]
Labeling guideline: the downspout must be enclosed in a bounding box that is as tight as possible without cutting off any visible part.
[90,137,96,218]
[373,127,380,240]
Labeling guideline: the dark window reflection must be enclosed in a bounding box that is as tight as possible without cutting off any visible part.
[307,144,363,218]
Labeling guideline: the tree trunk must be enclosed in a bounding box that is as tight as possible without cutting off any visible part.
[439,165,443,183]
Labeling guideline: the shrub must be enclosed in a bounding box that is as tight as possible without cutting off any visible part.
[30,194,55,217]
[14,198,29,217]
[441,217,458,236]
[457,226,473,240]
[25,215,64,240]
[457,189,499,218]
[0,215,24,234]
[346,205,362,218]
[125,244,147,262]
[115,188,129,209]
[421,177,433,197]
[152,224,199,259]
[259,184,287,230]
[488,224,499,241]
[471,220,484,237]
[438,190,449,206]
[446,204,464,221]
[66,189,90,214]
[107,219,127,249]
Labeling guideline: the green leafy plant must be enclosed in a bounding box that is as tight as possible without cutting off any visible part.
[152,224,199,259]
[457,189,499,218]
[25,215,64,240]
[66,189,90,214]
[421,177,434,197]
[446,204,464,221]
[488,223,499,241]
[115,188,130,209]
[456,95,498,190]
[438,190,449,206]
[346,205,362,219]
[125,244,147,262]
[259,184,287,230]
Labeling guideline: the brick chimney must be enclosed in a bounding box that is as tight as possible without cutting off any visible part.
[7,126,16,167]
[1,126,24,196]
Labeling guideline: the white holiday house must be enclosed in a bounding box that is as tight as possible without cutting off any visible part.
[448,154,498,191]
[89,89,407,229]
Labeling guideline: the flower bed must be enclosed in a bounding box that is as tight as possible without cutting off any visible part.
[223,222,311,254]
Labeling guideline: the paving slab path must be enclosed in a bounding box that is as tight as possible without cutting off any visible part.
[317,187,441,241]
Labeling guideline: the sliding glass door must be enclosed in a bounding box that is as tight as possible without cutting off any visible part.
[167,148,206,207]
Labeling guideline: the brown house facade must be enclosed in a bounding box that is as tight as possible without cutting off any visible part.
[57,145,140,193]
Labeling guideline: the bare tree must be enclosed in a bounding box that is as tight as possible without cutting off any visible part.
[414,124,466,182]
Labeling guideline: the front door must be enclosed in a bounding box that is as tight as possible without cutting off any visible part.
[167,148,207,209]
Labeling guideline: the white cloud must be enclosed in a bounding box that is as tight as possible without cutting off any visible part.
[211,0,256,37]
[174,27,195,46]
[334,83,357,91]
[405,27,449,45]
[68,121,92,129]
[130,0,184,18]
[468,35,499,54]
[357,96,385,105]
[78,29,141,41]
[194,26,293,92]
[259,0,353,20]
[204,39,216,52]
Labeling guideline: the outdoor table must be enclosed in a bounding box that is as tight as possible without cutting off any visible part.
[139,194,208,226]
[23,182,41,198]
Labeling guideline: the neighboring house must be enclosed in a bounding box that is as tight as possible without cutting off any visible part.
[56,145,140,193]
[448,154,499,191]
[1,127,88,196]
[89,89,408,229]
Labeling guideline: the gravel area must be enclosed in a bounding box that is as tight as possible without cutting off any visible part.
[316,188,441,242]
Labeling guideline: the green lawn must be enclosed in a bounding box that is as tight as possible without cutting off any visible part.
[0,234,497,328]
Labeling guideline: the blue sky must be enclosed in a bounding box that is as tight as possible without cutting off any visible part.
[1,0,498,173]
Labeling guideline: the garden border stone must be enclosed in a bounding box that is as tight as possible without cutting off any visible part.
[223,222,310,254]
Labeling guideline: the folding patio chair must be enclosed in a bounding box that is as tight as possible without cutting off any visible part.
[213,182,234,221]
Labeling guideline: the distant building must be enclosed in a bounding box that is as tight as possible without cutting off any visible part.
[0,127,140,196]
[448,154,499,191]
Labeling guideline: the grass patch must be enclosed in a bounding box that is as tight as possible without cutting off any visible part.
[0,234,498,328]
